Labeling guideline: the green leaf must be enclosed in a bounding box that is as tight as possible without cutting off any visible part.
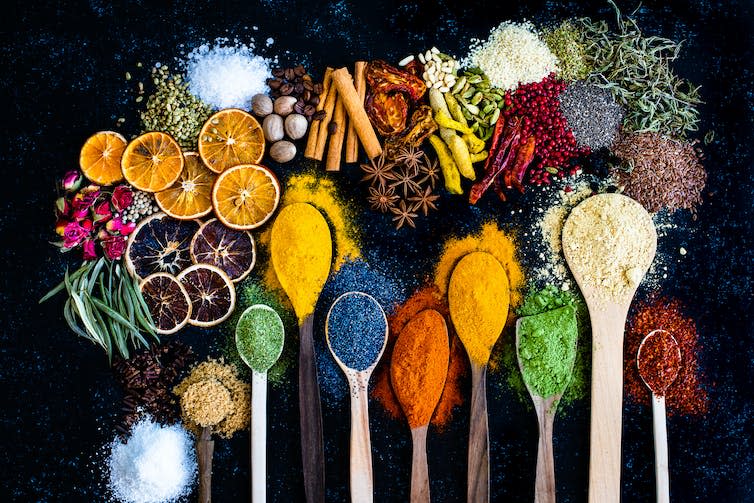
[89,296,140,333]
[63,299,90,340]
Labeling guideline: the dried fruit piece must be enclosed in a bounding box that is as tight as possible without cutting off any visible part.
[121,132,184,192]
[191,219,256,282]
[140,273,192,335]
[211,164,280,230]
[155,152,216,220]
[177,264,236,327]
[79,131,127,185]
[198,109,265,174]
[125,213,200,279]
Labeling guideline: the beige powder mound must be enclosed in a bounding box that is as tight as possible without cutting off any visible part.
[562,193,656,307]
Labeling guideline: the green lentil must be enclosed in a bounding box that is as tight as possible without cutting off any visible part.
[139,65,213,150]
[517,305,578,398]
[236,305,285,373]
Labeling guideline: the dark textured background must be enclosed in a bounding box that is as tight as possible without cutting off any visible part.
[2,0,753,501]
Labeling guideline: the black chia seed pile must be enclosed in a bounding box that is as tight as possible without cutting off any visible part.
[559,81,624,151]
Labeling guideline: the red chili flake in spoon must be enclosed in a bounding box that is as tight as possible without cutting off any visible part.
[637,330,682,396]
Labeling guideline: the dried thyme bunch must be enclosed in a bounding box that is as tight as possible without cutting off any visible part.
[578,1,702,138]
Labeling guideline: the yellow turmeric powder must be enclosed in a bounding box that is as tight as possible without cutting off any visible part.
[270,203,332,321]
[448,252,510,366]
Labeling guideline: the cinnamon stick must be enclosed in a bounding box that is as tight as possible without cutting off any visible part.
[313,76,339,161]
[345,61,367,163]
[331,67,382,160]
[326,93,347,171]
[304,67,333,160]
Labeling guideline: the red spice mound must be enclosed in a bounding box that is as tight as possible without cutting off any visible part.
[625,296,709,416]
[371,284,468,430]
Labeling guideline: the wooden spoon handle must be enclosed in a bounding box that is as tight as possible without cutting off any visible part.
[349,374,374,503]
[652,394,670,503]
[299,315,325,503]
[588,308,627,503]
[197,426,214,503]
[410,425,430,503]
[252,370,268,503]
[468,363,490,503]
[534,401,556,503]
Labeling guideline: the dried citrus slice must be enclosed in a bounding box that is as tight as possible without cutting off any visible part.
[140,273,192,335]
[79,131,127,185]
[191,219,256,282]
[125,213,201,279]
[211,164,280,230]
[177,264,236,327]
[121,132,184,192]
[155,152,216,219]
[198,109,265,173]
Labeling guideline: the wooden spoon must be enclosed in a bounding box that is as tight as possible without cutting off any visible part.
[448,251,510,503]
[390,309,450,503]
[197,426,214,503]
[235,305,286,503]
[562,193,657,503]
[270,202,333,503]
[515,309,578,503]
[637,329,682,503]
[326,292,389,503]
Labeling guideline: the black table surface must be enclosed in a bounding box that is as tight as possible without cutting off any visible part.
[2,1,753,501]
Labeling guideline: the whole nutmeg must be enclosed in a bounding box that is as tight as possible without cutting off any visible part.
[262,114,284,142]
[269,140,296,163]
[251,94,273,117]
[284,114,308,140]
[273,96,298,116]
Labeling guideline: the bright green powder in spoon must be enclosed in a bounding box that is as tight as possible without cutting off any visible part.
[517,305,578,398]
[236,305,285,373]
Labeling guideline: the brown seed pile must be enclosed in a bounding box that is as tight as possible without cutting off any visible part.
[611,132,707,214]
[112,341,194,434]
[267,65,325,121]
[173,359,250,438]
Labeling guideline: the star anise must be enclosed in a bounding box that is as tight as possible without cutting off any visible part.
[389,165,422,198]
[367,185,399,213]
[419,156,440,189]
[393,145,425,175]
[408,186,440,216]
[390,200,418,230]
[360,151,396,189]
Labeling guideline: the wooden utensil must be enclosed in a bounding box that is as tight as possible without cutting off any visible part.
[197,426,214,503]
[236,305,286,503]
[637,330,682,503]
[562,194,657,503]
[270,203,333,503]
[326,292,388,503]
[515,316,578,503]
[391,309,450,503]
[448,252,510,503]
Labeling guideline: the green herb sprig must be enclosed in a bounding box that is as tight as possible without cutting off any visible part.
[40,258,158,361]
[578,1,702,138]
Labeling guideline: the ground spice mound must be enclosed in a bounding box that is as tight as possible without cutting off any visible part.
[612,132,707,214]
[625,296,709,416]
[371,285,468,431]
[173,359,250,438]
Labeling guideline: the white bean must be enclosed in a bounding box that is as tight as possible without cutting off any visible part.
[425,50,433,62]
[398,55,414,66]
[432,80,443,89]
[431,46,440,54]
[418,53,426,64]
[439,86,450,93]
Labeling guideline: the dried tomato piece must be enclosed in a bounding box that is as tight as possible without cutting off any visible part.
[366,91,409,136]
[385,105,438,156]
[366,60,427,101]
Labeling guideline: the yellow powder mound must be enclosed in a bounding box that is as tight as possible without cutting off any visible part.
[259,173,361,297]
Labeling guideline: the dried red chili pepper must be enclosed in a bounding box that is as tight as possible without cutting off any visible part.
[504,135,536,192]
[366,60,427,101]
[366,91,409,136]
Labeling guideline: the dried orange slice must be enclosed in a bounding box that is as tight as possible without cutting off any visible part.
[155,152,216,219]
[79,131,127,185]
[121,132,184,192]
[177,264,236,327]
[211,164,280,230]
[125,213,200,280]
[191,219,256,282]
[140,273,192,335]
[198,109,265,174]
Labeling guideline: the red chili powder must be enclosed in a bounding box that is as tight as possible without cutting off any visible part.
[625,296,709,416]
[371,284,468,430]
[637,330,682,396]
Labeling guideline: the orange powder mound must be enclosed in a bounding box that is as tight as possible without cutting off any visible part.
[371,284,468,431]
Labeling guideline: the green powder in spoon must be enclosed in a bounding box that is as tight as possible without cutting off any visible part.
[236,305,285,373]
[518,306,578,398]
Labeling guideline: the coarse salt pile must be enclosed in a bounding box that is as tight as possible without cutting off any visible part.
[108,416,196,503]
[463,21,558,91]
[185,42,271,109]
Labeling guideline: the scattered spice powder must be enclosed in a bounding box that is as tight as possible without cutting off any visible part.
[625,296,709,416]
[637,329,682,396]
[173,359,250,438]
[612,132,707,214]
[390,309,449,428]
[372,285,468,431]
